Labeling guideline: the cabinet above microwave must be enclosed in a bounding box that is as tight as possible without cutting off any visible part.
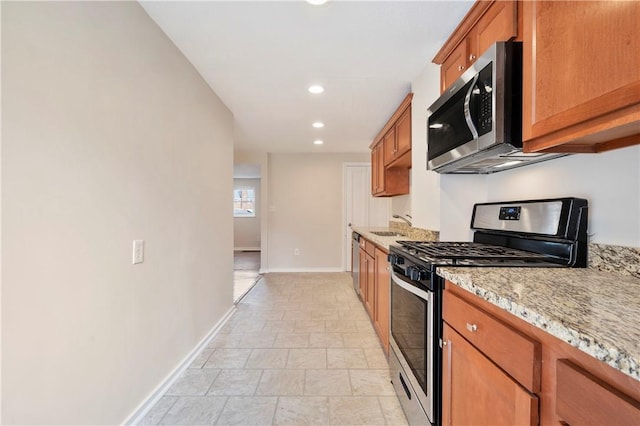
[432,0,640,158]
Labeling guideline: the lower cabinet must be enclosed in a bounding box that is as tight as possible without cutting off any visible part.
[442,323,539,426]
[373,247,390,353]
[444,281,640,425]
[357,237,390,355]
[364,250,375,318]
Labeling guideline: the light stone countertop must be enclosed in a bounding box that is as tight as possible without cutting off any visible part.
[437,266,640,381]
[351,225,439,251]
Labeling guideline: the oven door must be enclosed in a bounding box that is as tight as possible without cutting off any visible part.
[390,268,434,422]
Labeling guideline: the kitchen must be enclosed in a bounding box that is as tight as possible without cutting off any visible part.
[2,1,639,425]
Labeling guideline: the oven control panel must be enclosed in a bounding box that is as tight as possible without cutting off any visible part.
[499,206,521,220]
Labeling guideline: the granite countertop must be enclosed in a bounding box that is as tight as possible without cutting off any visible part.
[437,266,640,381]
[351,225,439,251]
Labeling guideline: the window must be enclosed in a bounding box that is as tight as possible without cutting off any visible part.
[234,187,255,217]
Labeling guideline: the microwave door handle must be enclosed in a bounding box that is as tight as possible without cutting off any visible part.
[463,74,479,140]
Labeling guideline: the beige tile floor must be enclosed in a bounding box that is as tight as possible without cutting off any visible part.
[140,272,408,425]
[233,251,261,302]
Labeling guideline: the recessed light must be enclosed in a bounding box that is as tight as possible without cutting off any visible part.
[313,140,324,145]
[306,0,329,5]
[312,122,325,128]
[308,85,324,94]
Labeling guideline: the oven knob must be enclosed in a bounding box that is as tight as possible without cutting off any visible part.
[408,266,428,281]
[389,254,404,265]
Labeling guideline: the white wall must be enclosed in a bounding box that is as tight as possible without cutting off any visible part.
[409,59,640,247]
[234,178,261,250]
[486,147,640,247]
[408,63,442,231]
[2,2,234,424]
[267,152,369,271]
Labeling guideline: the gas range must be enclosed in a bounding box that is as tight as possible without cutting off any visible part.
[391,197,589,273]
[387,197,588,426]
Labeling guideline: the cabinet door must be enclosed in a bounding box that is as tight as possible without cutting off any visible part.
[371,143,385,195]
[364,253,375,317]
[374,247,389,354]
[469,0,517,62]
[370,148,378,194]
[441,40,468,93]
[358,248,367,299]
[556,359,640,426]
[522,0,640,153]
[394,107,411,159]
[375,144,385,194]
[383,128,396,166]
[442,324,539,426]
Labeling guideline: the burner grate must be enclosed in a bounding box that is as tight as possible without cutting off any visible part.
[396,241,552,262]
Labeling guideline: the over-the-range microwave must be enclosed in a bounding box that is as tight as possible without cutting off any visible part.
[426,41,566,174]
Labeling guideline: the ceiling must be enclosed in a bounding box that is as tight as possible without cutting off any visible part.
[140,1,473,153]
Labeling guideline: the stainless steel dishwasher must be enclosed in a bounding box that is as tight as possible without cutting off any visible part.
[351,231,360,295]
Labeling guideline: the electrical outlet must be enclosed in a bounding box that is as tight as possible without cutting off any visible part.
[294,248,300,256]
[133,240,144,264]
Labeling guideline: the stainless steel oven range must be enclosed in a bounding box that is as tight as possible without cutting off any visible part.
[388,197,588,425]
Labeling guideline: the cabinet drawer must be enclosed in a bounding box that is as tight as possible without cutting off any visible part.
[556,359,640,425]
[443,289,541,392]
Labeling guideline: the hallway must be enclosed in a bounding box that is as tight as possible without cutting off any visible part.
[233,250,261,302]
[140,272,407,425]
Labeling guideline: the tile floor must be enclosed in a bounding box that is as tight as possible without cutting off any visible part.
[233,251,261,302]
[140,272,408,425]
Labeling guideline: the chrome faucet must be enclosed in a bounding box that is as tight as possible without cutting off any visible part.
[392,214,412,226]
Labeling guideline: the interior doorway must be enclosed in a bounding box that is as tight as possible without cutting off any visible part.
[233,250,261,301]
[233,163,262,302]
[343,163,391,271]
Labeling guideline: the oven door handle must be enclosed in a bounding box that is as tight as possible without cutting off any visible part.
[390,269,432,301]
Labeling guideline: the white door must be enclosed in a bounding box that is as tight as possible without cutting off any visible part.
[343,164,390,271]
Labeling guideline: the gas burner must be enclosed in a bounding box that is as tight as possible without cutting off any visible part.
[396,241,554,264]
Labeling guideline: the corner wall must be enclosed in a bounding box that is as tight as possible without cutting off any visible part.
[1,2,234,423]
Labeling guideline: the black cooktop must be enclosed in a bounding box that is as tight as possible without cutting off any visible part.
[392,240,564,267]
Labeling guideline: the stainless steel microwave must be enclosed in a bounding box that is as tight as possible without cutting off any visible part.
[426,41,565,174]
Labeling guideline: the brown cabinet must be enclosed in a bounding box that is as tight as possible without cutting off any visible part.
[364,249,375,318]
[442,288,540,426]
[433,1,517,92]
[370,93,412,197]
[383,106,411,168]
[556,359,640,426]
[521,1,640,153]
[359,240,376,319]
[373,247,389,354]
[442,323,539,426]
[358,246,367,299]
[357,237,390,355]
[444,281,640,425]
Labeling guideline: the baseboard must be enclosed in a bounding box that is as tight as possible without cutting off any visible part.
[261,267,345,273]
[234,247,261,252]
[122,306,236,425]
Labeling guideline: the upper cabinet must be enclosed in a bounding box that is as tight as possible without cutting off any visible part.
[433,1,517,93]
[434,0,640,155]
[521,1,640,153]
[370,93,412,197]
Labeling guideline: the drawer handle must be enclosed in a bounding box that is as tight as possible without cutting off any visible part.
[457,65,465,71]
[469,54,476,61]
[466,323,478,332]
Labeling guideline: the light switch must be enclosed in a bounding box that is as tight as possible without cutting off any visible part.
[133,240,144,264]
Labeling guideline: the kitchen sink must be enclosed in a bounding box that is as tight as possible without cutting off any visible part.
[371,231,405,237]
